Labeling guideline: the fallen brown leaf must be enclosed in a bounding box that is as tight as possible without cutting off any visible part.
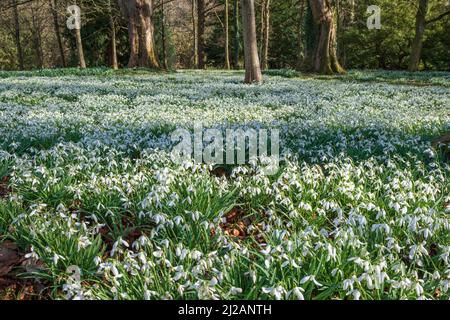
[0,241,22,276]
[210,166,231,179]
[0,176,11,199]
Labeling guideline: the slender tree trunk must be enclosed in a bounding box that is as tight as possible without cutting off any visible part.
[259,0,264,57]
[12,0,24,70]
[75,28,87,68]
[197,0,205,68]
[261,0,270,70]
[107,0,118,69]
[297,0,306,66]
[126,2,139,67]
[109,10,118,69]
[31,3,44,68]
[161,0,168,69]
[191,0,198,68]
[335,0,343,65]
[308,0,344,74]
[50,0,66,67]
[224,0,231,69]
[241,0,262,83]
[232,0,240,69]
[73,0,86,68]
[409,0,428,72]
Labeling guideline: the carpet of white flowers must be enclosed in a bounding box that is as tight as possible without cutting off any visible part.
[0,69,449,300]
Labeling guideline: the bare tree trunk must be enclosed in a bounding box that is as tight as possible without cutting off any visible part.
[75,28,87,68]
[119,0,159,68]
[224,0,231,69]
[161,0,168,69]
[241,0,262,83]
[191,0,198,68]
[261,0,270,70]
[137,0,159,68]
[197,0,205,68]
[126,3,139,67]
[409,0,428,72]
[308,0,344,74]
[232,0,240,69]
[259,0,264,57]
[336,0,348,67]
[109,17,118,69]
[50,0,66,67]
[108,0,118,70]
[12,0,24,70]
[73,0,86,69]
[31,3,44,68]
[297,0,306,66]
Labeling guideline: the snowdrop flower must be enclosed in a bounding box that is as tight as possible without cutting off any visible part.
[300,275,322,287]
[290,287,305,300]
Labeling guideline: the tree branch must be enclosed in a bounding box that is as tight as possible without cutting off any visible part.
[0,0,36,12]
[426,10,450,25]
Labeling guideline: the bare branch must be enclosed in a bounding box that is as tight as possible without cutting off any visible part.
[426,10,450,25]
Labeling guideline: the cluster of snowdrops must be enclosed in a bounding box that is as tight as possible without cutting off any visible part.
[0,69,449,300]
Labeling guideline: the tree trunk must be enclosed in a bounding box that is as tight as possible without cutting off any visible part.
[232,0,240,69]
[261,0,270,70]
[75,28,87,68]
[191,0,198,68]
[73,0,86,69]
[108,0,118,70]
[119,0,159,68]
[109,16,118,70]
[12,0,24,70]
[31,3,44,68]
[50,0,66,67]
[197,0,205,68]
[335,0,344,66]
[409,0,428,72]
[138,0,159,68]
[224,0,231,69]
[241,0,262,83]
[297,0,306,66]
[161,0,168,69]
[259,0,264,57]
[308,0,344,74]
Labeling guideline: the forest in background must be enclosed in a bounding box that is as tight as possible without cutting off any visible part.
[0,0,448,73]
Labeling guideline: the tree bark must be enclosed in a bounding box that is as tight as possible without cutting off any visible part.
[12,0,24,70]
[119,0,159,68]
[297,0,305,65]
[31,3,44,68]
[335,0,345,66]
[75,28,87,68]
[197,0,205,68]
[308,0,344,74]
[161,0,168,69]
[108,0,119,70]
[50,0,66,67]
[224,0,231,69]
[261,0,270,70]
[138,0,159,68]
[108,0,118,70]
[241,0,262,83]
[73,0,86,69]
[191,0,198,68]
[232,0,240,69]
[409,0,428,72]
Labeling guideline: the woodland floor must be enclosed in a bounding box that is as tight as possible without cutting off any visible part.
[0,69,449,300]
